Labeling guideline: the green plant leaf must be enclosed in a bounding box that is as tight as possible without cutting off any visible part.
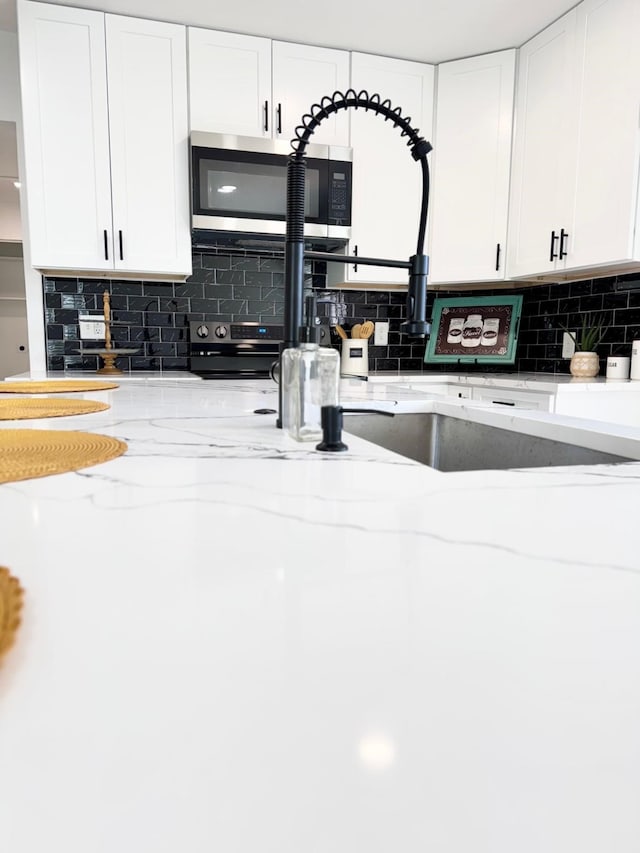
[560,313,605,352]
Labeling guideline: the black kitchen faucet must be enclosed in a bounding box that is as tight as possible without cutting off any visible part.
[277,88,433,440]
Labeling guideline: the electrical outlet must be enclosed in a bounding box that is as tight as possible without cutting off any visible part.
[562,331,576,358]
[374,321,389,346]
[79,315,106,340]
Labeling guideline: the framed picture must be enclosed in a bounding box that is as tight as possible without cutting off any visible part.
[424,295,523,364]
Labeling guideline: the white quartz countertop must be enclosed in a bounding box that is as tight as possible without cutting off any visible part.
[1,376,639,853]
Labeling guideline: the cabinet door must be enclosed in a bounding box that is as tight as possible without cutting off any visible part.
[106,15,191,276]
[507,8,580,279]
[347,52,434,285]
[271,41,350,146]
[18,1,113,270]
[188,28,272,137]
[567,0,640,271]
[429,50,515,285]
[471,386,553,411]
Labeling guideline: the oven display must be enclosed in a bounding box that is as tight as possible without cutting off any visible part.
[230,324,283,341]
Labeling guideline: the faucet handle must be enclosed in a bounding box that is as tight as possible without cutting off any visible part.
[315,405,395,453]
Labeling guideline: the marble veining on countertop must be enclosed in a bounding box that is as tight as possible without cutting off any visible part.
[1,377,639,853]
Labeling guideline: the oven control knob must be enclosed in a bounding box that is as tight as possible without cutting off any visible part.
[215,325,228,338]
[196,324,209,339]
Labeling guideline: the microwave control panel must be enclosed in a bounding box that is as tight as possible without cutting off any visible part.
[328,161,352,226]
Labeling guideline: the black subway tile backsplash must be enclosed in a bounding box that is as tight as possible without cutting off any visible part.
[42,248,640,374]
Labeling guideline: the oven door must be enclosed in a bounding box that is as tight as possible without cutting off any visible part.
[191,133,350,238]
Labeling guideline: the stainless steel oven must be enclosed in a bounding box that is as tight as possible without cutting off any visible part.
[191,132,352,239]
[189,320,283,379]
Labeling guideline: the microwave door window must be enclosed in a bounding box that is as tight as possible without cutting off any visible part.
[202,160,285,217]
[198,157,321,222]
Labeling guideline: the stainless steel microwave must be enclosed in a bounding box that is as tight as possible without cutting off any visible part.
[191,132,352,239]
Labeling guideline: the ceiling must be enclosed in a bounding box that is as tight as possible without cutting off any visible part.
[0,0,578,63]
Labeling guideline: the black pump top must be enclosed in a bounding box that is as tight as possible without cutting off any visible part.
[298,324,319,344]
[299,294,319,344]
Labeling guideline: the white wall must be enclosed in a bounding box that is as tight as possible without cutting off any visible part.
[0,120,22,240]
[0,27,46,374]
[0,30,20,120]
[0,255,26,296]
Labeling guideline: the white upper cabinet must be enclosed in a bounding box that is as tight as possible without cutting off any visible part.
[18,2,113,270]
[508,0,640,280]
[429,50,516,285]
[271,41,350,146]
[507,8,580,279]
[188,29,272,137]
[106,15,191,275]
[18,1,191,277]
[188,31,350,145]
[568,0,640,273]
[336,52,434,286]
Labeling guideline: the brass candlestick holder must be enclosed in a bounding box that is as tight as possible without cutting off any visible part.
[93,291,139,374]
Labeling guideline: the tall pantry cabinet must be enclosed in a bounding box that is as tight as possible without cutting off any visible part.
[18,1,192,276]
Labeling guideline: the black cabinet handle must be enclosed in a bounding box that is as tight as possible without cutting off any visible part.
[353,244,358,272]
[549,230,558,261]
[276,103,282,134]
[263,100,269,132]
[492,400,515,406]
[495,242,501,271]
[103,229,109,260]
[559,228,569,259]
[118,230,124,261]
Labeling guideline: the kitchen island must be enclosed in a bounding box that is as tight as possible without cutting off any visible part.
[1,375,639,853]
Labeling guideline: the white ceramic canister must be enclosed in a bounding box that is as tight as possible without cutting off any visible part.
[606,355,630,379]
[341,339,368,378]
[631,341,640,380]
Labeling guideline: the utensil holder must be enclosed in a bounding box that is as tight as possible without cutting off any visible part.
[341,339,368,378]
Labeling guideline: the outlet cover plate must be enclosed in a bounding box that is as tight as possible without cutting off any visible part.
[79,318,106,340]
[562,332,576,358]
[374,321,389,347]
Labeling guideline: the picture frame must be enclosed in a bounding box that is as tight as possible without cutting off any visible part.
[424,295,523,365]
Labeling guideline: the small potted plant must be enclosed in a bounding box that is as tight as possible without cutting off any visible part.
[561,314,606,377]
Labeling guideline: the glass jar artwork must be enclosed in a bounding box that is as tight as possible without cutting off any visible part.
[446,317,464,344]
[480,317,500,346]
[461,314,483,348]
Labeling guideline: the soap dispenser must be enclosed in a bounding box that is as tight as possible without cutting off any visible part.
[281,295,340,441]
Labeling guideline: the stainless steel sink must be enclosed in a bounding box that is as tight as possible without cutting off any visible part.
[343,412,632,472]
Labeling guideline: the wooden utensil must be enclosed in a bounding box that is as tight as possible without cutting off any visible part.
[335,325,348,340]
[351,323,362,339]
[359,320,374,339]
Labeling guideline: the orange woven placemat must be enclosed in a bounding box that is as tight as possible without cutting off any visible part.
[0,380,119,394]
[0,566,24,661]
[0,398,110,420]
[0,429,127,484]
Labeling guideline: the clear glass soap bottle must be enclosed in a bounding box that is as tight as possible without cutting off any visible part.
[281,297,340,442]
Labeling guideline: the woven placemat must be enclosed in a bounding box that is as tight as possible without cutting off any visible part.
[0,398,110,420]
[0,380,119,394]
[0,566,24,661]
[0,429,128,484]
